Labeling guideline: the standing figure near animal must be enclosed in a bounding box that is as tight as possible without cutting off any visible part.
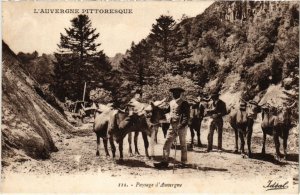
[261,102,296,160]
[206,91,227,152]
[154,87,190,169]
[127,90,150,157]
[188,92,210,148]
[127,95,168,158]
[229,99,261,157]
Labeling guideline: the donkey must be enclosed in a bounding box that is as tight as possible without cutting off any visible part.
[126,98,168,158]
[188,99,208,148]
[229,100,261,158]
[261,102,296,160]
[93,104,151,159]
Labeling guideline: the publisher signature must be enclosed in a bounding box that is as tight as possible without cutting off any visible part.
[263,180,289,191]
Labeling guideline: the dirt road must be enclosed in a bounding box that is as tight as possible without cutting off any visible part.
[2,120,298,193]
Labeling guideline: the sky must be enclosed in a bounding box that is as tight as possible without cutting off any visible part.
[3,1,214,57]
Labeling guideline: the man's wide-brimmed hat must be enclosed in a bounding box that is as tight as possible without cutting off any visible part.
[169,87,185,93]
[211,91,221,98]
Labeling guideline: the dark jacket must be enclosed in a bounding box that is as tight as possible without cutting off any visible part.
[208,99,227,119]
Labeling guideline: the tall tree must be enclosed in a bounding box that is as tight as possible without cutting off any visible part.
[119,39,156,97]
[170,24,193,75]
[149,15,177,63]
[52,14,111,101]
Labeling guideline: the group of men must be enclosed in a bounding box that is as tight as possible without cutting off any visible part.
[131,86,227,169]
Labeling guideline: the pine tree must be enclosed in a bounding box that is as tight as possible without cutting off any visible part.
[52,14,111,101]
[149,15,177,63]
[170,24,193,75]
[119,39,156,97]
[149,15,193,75]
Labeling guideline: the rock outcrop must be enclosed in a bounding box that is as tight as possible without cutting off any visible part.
[2,41,76,162]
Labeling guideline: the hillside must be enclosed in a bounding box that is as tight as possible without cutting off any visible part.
[2,41,76,164]
[17,51,56,87]
[177,1,299,98]
[118,1,299,110]
[109,53,125,70]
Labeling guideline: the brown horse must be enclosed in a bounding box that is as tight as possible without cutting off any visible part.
[229,100,261,157]
[261,102,296,160]
[189,100,207,148]
[126,99,168,158]
[93,104,151,159]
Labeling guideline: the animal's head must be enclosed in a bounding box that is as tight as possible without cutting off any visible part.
[112,108,152,143]
[149,98,167,123]
[127,99,148,116]
[245,100,261,119]
[275,101,296,124]
[94,103,113,118]
[261,102,277,119]
[98,103,113,113]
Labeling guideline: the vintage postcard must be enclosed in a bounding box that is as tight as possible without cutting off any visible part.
[1,0,299,193]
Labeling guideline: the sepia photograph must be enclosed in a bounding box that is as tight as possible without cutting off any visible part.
[1,0,299,193]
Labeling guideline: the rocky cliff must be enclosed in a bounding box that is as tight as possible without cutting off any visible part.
[2,41,76,164]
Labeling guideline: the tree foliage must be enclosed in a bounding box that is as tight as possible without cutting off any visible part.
[89,88,113,104]
[149,15,177,63]
[119,39,157,95]
[142,74,200,102]
[52,14,111,101]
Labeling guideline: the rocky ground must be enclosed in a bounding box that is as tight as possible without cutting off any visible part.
[1,119,298,193]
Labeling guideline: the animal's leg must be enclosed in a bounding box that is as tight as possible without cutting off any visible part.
[234,128,239,153]
[150,126,157,158]
[162,123,169,138]
[103,138,110,157]
[283,136,288,160]
[238,130,245,155]
[261,131,266,154]
[142,132,150,158]
[197,120,202,147]
[273,129,281,160]
[119,139,124,160]
[282,125,288,160]
[134,132,140,155]
[128,132,133,157]
[109,137,116,158]
[154,127,158,144]
[96,135,100,156]
[190,125,195,148]
[246,128,253,158]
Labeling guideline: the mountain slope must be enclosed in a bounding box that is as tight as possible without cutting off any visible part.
[152,1,298,109]
[17,51,56,86]
[2,41,76,162]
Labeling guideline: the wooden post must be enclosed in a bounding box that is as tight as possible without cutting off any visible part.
[82,82,86,108]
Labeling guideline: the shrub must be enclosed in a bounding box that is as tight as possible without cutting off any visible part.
[142,74,200,102]
[89,88,113,104]
[243,63,271,91]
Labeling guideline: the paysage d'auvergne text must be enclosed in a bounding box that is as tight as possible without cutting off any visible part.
[33,9,133,14]
[118,182,182,189]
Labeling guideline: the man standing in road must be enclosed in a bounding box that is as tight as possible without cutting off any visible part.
[206,91,227,152]
[154,87,190,169]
